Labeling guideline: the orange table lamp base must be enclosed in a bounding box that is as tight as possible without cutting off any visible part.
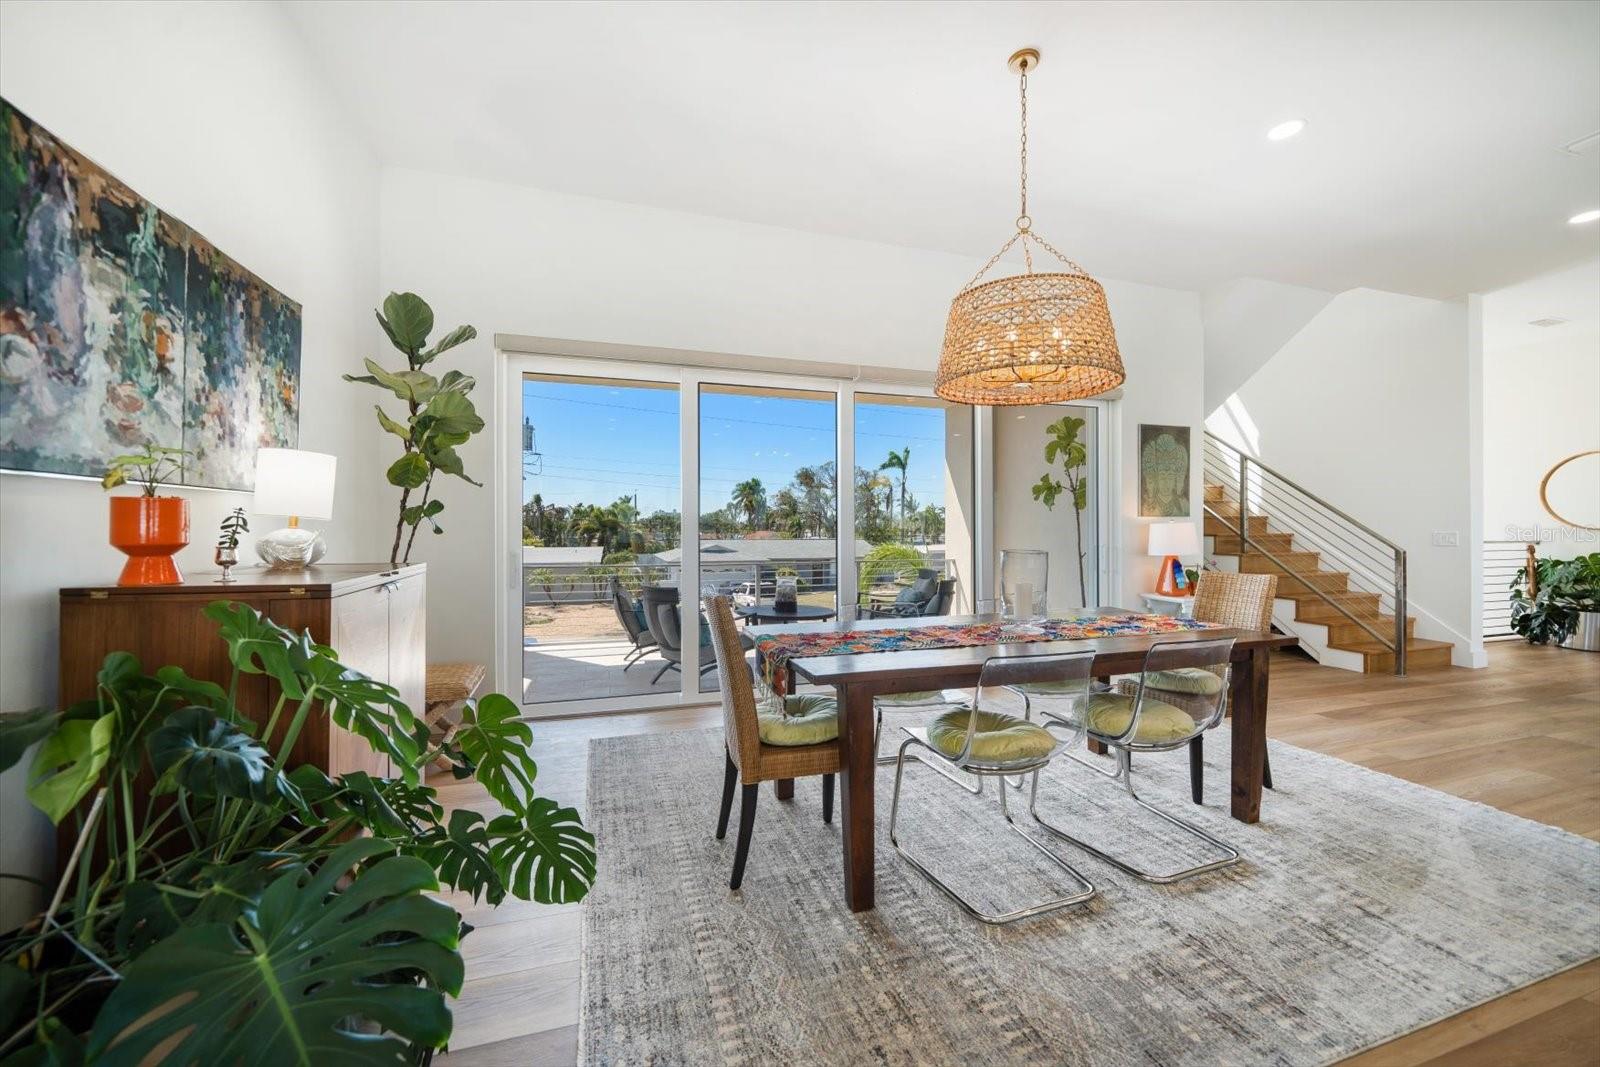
[1153,555,1187,596]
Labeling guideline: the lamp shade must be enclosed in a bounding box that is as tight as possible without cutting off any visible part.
[1147,521,1200,557]
[253,448,336,520]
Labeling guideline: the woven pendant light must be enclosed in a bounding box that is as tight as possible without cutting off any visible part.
[934,49,1125,406]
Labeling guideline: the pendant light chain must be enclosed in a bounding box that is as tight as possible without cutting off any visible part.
[1018,62,1030,229]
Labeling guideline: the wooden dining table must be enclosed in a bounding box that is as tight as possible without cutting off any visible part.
[747,608,1299,913]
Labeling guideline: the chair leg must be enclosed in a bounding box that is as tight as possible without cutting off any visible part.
[730,783,759,890]
[1189,735,1204,805]
[823,773,834,824]
[888,739,1095,925]
[651,661,671,684]
[1263,746,1274,790]
[716,750,737,840]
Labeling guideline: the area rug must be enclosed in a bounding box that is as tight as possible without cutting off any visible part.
[578,727,1600,1065]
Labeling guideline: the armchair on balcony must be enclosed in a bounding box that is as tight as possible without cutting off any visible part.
[610,579,657,671]
[864,572,955,620]
[639,585,753,685]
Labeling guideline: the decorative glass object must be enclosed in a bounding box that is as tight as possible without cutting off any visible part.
[214,545,238,583]
[774,575,799,612]
[998,549,1048,621]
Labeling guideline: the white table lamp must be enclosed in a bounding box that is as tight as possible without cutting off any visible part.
[1147,520,1200,596]
[253,448,336,569]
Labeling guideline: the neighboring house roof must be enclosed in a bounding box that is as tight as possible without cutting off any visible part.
[649,538,875,564]
[522,546,603,565]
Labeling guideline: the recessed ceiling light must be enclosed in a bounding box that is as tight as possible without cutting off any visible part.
[1569,209,1600,225]
[1266,119,1307,142]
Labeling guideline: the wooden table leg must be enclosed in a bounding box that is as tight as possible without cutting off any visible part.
[837,682,876,912]
[1230,645,1269,823]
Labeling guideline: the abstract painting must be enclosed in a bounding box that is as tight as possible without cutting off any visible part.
[1139,423,1191,517]
[0,98,299,490]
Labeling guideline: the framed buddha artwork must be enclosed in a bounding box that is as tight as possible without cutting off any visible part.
[1138,424,1191,517]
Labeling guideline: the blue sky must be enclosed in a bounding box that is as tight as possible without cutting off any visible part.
[520,379,951,520]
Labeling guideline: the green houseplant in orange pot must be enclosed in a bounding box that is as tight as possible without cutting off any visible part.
[101,443,192,586]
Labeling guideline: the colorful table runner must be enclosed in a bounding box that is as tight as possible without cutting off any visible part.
[755,612,1223,692]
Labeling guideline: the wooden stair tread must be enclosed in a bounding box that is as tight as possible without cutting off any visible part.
[1328,637,1453,653]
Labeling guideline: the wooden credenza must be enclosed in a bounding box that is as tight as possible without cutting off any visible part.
[59,564,426,780]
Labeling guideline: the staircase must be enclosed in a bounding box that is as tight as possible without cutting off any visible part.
[1201,436,1454,674]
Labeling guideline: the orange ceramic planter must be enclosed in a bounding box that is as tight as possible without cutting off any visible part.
[109,496,190,586]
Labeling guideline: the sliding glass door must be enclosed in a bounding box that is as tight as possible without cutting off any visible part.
[853,393,976,613]
[505,354,1101,716]
[698,383,839,693]
[519,373,683,708]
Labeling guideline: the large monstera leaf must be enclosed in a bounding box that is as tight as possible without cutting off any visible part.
[27,715,116,824]
[0,707,58,773]
[452,694,539,808]
[147,706,285,802]
[487,798,596,905]
[87,840,463,1066]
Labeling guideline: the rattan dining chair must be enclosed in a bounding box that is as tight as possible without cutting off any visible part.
[1120,571,1278,803]
[704,595,840,891]
[889,651,1099,924]
[1031,636,1241,884]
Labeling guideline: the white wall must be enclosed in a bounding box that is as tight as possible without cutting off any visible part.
[1207,288,1480,664]
[0,1,384,927]
[1202,277,1334,416]
[993,405,1104,612]
[1481,261,1600,560]
[379,168,1206,682]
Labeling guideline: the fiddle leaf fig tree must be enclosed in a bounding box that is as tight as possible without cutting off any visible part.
[1031,414,1091,608]
[345,292,482,566]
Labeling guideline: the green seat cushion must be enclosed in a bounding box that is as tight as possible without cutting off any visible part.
[1086,693,1196,744]
[875,690,952,707]
[926,708,1056,763]
[1142,667,1223,695]
[757,694,839,746]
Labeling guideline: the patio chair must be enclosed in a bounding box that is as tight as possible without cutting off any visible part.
[864,572,952,619]
[610,579,657,671]
[639,585,752,684]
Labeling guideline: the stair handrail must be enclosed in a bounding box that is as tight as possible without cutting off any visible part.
[1205,432,1409,675]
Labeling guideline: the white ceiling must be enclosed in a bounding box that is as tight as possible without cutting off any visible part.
[1482,257,1600,349]
[286,0,1600,299]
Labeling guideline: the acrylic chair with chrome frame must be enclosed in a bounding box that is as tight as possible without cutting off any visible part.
[888,650,1099,925]
[1029,635,1241,884]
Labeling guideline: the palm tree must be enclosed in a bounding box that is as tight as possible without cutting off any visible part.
[879,448,910,541]
[730,478,766,530]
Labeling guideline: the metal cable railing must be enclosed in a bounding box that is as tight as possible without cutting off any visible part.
[1203,432,1409,674]
[1483,540,1537,639]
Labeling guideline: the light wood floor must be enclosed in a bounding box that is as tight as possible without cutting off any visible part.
[436,641,1600,1066]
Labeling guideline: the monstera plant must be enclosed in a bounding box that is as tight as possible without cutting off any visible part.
[346,292,483,567]
[0,603,594,1064]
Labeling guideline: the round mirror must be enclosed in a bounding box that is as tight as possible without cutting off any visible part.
[1540,450,1600,531]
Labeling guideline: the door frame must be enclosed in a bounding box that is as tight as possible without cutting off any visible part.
[495,347,1119,717]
